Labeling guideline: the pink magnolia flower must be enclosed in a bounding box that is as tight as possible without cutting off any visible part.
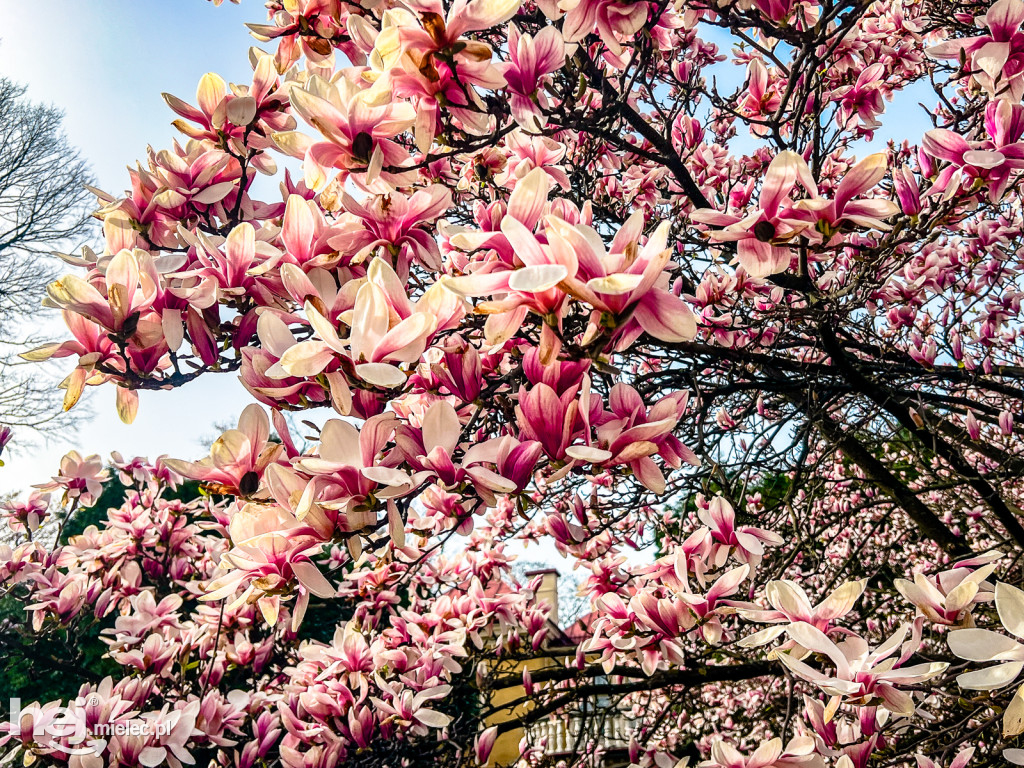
[497,25,565,130]
[500,132,572,190]
[691,151,813,278]
[922,101,1024,202]
[135,142,245,221]
[777,621,948,715]
[3,491,51,535]
[572,383,698,494]
[790,153,899,238]
[515,380,586,461]
[203,502,335,627]
[368,682,453,736]
[34,451,109,507]
[675,563,751,645]
[561,0,650,57]
[835,63,889,132]
[172,222,283,312]
[545,213,700,348]
[44,249,158,336]
[276,76,416,191]
[272,257,463,389]
[740,59,782,135]
[739,579,866,649]
[686,495,783,574]
[286,413,413,538]
[447,169,698,350]
[277,194,349,273]
[893,164,923,215]
[329,185,452,278]
[246,0,355,69]
[895,556,998,626]
[165,404,286,496]
[370,0,520,146]
[700,736,825,768]
[162,53,293,170]
[927,0,1024,102]
[396,400,519,504]
[748,0,818,25]
[241,312,335,411]
[21,312,120,412]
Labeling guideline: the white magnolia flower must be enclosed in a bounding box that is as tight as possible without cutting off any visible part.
[948,581,1024,737]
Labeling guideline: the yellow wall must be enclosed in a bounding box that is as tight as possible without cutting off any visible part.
[483,655,562,766]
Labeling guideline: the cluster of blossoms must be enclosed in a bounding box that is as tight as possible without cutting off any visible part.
[4,0,1024,767]
[0,454,556,767]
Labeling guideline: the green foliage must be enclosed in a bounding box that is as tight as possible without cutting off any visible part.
[0,587,121,717]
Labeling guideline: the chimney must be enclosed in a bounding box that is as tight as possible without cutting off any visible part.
[525,568,559,627]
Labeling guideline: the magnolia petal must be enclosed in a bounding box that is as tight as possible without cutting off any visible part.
[875,683,914,716]
[356,362,407,388]
[956,661,1024,691]
[227,95,257,126]
[442,271,512,297]
[21,343,63,362]
[292,560,336,598]
[816,580,866,621]
[422,400,461,455]
[326,372,353,416]
[997,582,1024,639]
[507,166,552,230]
[116,387,139,425]
[587,273,644,295]
[835,152,888,210]
[305,303,347,354]
[257,596,280,626]
[484,306,528,346]
[949,628,1024,662]
[508,263,568,293]
[785,621,850,677]
[463,466,515,494]
[278,341,335,377]
[565,445,614,462]
[192,182,237,205]
[945,579,980,614]
[388,500,406,549]
[361,466,412,488]
[738,626,786,648]
[414,708,452,728]
[633,290,698,342]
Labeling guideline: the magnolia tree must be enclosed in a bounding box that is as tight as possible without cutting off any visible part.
[3,0,1024,766]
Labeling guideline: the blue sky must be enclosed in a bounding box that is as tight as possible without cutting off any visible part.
[0,1,261,492]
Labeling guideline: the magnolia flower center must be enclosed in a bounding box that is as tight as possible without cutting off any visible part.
[352,132,374,163]
[239,471,260,496]
[754,220,777,242]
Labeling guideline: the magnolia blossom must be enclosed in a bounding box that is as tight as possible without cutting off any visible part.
[165,404,286,496]
[691,151,812,278]
[927,0,1024,102]
[895,555,999,626]
[700,737,824,768]
[948,582,1024,737]
[776,621,948,715]
[34,451,109,506]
